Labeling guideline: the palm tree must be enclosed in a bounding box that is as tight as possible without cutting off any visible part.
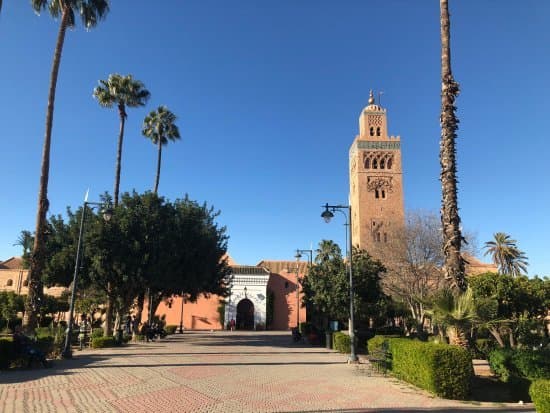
[25,0,109,330]
[439,0,466,292]
[93,74,150,206]
[13,231,34,269]
[483,232,528,276]
[428,288,477,348]
[142,106,181,194]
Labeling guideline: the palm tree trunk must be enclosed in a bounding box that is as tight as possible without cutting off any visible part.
[24,9,70,330]
[154,140,162,194]
[114,105,126,207]
[103,106,126,337]
[439,0,466,292]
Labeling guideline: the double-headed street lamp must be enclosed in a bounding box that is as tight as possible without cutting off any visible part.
[321,203,358,363]
[62,198,112,359]
[294,249,313,329]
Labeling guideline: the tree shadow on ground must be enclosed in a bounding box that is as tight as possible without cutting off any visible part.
[0,353,109,384]
[277,408,534,413]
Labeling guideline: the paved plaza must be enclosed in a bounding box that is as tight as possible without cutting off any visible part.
[0,331,535,413]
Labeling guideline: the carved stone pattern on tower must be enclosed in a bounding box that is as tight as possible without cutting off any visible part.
[357,141,400,150]
[363,152,394,169]
[368,115,383,126]
[366,176,393,192]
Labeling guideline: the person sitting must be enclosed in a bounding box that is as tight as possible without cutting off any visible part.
[13,326,49,368]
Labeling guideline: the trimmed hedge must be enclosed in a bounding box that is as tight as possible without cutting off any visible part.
[488,348,550,382]
[91,328,104,338]
[0,337,15,369]
[332,332,351,353]
[165,325,177,335]
[367,336,473,400]
[91,336,119,348]
[530,379,550,413]
[366,335,400,355]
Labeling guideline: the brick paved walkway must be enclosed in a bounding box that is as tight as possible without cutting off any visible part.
[0,331,535,412]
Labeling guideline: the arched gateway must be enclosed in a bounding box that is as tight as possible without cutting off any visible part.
[225,266,270,330]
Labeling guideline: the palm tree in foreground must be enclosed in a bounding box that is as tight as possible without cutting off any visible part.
[439,0,466,292]
[483,232,528,276]
[93,74,150,206]
[25,0,109,329]
[142,106,181,194]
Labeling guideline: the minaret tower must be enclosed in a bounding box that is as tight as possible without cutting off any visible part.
[349,91,405,253]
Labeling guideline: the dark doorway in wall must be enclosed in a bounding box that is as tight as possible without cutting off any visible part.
[236,298,254,330]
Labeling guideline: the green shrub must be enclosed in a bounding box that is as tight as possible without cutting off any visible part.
[489,348,550,382]
[367,335,400,355]
[530,379,550,413]
[165,325,177,334]
[333,332,351,353]
[471,338,496,359]
[91,336,118,348]
[511,349,550,380]
[488,348,513,382]
[91,328,104,338]
[0,337,15,369]
[389,338,473,400]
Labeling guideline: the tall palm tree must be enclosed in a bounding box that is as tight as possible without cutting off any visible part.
[93,74,149,336]
[142,106,181,194]
[93,74,150,206]
[483,232,528,276]
[439,0,466,292]
[25,0,109,329]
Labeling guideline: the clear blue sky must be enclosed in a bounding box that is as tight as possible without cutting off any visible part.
[1,1,549,276]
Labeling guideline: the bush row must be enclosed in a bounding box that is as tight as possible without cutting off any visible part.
[367,336,473,400]
[165,325,178,334]
[332,332,351,353]
[91,336,120,348]
[530,379,550,413]
[488,348,550,382]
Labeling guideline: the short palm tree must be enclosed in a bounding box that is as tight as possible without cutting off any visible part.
[439,0,466,292]
[483,232,528,276]
[428,288,477,348]
[93,74,150,206]
[142,106,181,194]
[25,0,109,330]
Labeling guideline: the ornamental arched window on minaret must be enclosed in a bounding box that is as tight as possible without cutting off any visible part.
[349,90,405,255]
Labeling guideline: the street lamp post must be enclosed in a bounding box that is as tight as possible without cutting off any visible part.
[294,254,300,330]
[295,249,313,325]
[321,203,358,363]
[62,199,112,359]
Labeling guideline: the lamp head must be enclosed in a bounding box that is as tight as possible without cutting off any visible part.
[102,207,114,222]
[321,204,334,223]
[295,250,302,259]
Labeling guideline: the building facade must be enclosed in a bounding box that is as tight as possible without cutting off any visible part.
[349,91,405,253]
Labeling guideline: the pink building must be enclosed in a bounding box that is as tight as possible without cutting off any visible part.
[150,257,308,331]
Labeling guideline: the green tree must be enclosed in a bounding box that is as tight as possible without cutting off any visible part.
[25,0,109,330]
[93,74,150,206]
[469,272,549,348]
[439,0,466,292]
[0,292,25,330]
[142,106,181,194]
[483,232,528,276]
[301,240,385,328]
